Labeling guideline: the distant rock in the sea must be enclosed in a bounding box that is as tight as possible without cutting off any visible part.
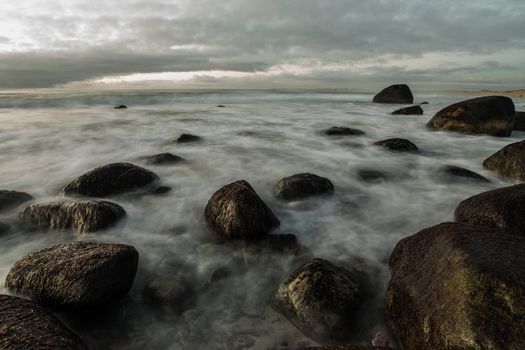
[426,96,515,136]
[0,294,88,349]
[205,180,280,241]
[0,190,33,212]
[6,241,138,310]
[62,162,160,197]
[21,200,126,233]
[274,258,363,342]
[175,133,202,143]
[324,126,365,136]
[145,153,184,165]
[276,173,334,200]
[483,140,525,182]
[374,138,418,153]
[513,111,525,131]
[391,105,423,115]
[373,84,414,104]
[439,165,490,183]
[386,222,525,349]
[217,105,226,108]
[420,101,429,105]
[114,105,128,109]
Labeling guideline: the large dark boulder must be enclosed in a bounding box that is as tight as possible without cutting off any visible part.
[62,162,159,197]
[483,140,525,182]
[373,138,418,153]
[391,105,423,115]
[144,153,184,165]
[385,222,525,349]
[205,180,280,241]
[426,96,515,136]
[6,241,138,310]
[324,127,365,136]
[274,258,363,342]
[439,165,490,183]
[0,190,33,212]
[0,294,88,350]
[455,184,525,236]
[514,111,525,131]
[373,84,413,104]
[276,173,334,200]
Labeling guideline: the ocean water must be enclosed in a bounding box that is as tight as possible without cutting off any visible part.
[0,89,523,349]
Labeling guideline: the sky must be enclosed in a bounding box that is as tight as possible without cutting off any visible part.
[0,0,524,90]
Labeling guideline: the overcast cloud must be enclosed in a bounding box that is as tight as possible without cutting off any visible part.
[0,0,524,89]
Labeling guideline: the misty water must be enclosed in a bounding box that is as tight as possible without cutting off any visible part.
[0,90,523,349]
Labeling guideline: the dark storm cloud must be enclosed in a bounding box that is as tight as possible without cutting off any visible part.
[0,0,524,88]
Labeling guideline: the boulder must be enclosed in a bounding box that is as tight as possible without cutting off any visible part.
[0,190,33,212]
[324,127,365,136]
[0,294,88,350]
[483,140,525,182]
[514,111,525,131]
[20,200,125,233]
[276,173,334,200]
[385,222,525,349]
[143,274,194,310]
[144,153,184,165]
[426,96,515,136]
[175,133,202,143]
[439,165,490,183]
[205,180,280,241]
[62,162,159,197]
[455,184,525,236]
[373,84,413,104]
[6,241,138,310]
[391,105,423,115]
[373,138,418,153]
[274,258,363,342]
[114,105,127,109]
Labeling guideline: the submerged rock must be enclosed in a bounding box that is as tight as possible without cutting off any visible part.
[356,169,391,183]
[143,274,194,310]
[373,84,413,104]
[439,165,490,183]
[514,111,525,131]
[0,294,88,350]
[483,140,525,182]
[6,241,138,310]
[0,190,33,212]
[276,173,334,200]
[455,184,525,236]
[62,162,160,197]
[274,258,363,342]
[145,152,184,165]
[175,133,202,143]
[21,200,126,233]
[426,96,515,136]
[205,180,280,241]
[324,127,365,136]
[386,222,525,349]
[114,105,127,109]
[391,105,423,115]
[373,138,418,153]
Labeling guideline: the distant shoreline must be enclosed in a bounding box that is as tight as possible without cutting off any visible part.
[462,89,525,99]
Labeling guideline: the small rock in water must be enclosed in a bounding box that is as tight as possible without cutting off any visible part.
[144,152,184,165]
[217,105,226,108]
[0,190,33,212]
[324,126,365,136]
[373,138,418,153]
[391,105,423,115]
[483,140,525,182]
[114,105,128,109]
[175,133,202,143]
[151,186,172,195]
[420,101,429,105]
[276,173,334,200]
[143,274,194,310]
[373,84,413,104]
[356,169,391,183]
[439,165,490,183]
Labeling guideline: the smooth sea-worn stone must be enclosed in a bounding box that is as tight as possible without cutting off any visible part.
[483,140,525,182]
[0,294,88,350]
[426,96,515,136]
[455,184,525,236]
[175,133,202,143]
[6,241,138,310]
[205,180,280,241]
[276,173,334,200]
[373,138,418,153]
[439,165,490,183]
[385,222,525,349]
[324,127,365,136]
[391,105,423,115]
[514,111,525,131]
[145,152,184,165]
[373,84,413,104]
[0,190,33,212]
[21,200,126,233]
[274,258,362,342]
[62,162,159,197]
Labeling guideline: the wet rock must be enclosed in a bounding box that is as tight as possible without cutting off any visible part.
[206,266,232,285]
[143,274,194,310]
[274,258,363,342]
[385,222,525,350]
[0,222,9,235]
[6,241,138,310]
[62,162,160,197]
[0,190,33,212]
[514,111,525,131]
[20,200,126,233]
[371,327,397,348]
[455,184,525,236]
[373,84,413,104]
[483,140,525,182]
[151,186,172,194]
[175,133,202,143]
[324,127,365,136]
[145,153,184,165]
[426,96,515,136]
[217,105,226,108]
[114,105,127,109]
[439,165,490,183]
[205,180,280,241]
[391,105,423,115]
[420,101,429,105]
[276,173,334,200]
[373,138,418,153]
[356,169,391,183]
[0,294,88,350]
